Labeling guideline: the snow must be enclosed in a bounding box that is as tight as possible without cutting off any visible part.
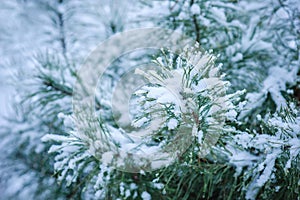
[130,183,137,190]
[231,53,243,62]
[229,109,300,199]
[153,183,164,190]
[285,138,300,170]
[264,67,294,108]
[101,151,114,164]
[125,189,131,198]
[150,154,174,169]
[239,66,298,119]
[256,114,262,121]
[119,182,125,196]
[57,112,65,119]
[190,4,201,15]
[210,7,227,24]
[246,149,281,200]
[256,149,281,187]
[192,79,207,92]
[198,130,203,144]
[227,145,258,177]
[41,134,72,143]
[132,116,149,128]
[167,118,178,130]
[141,191,151,200]
[226,109,237,120]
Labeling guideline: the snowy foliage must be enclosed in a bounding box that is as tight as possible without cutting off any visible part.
[0,0,299,199]
[226,104,300,199]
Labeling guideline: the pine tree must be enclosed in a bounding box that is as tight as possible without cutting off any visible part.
[1,0,299,200]
[0,0,131,199]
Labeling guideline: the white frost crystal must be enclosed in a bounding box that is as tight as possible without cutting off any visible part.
[190,4,201,15]
[141,191,151,200]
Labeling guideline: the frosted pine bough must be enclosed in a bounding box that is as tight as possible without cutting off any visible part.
[42,44,243,194]
[225,104,300,200]
[132,46,243,159]
[40,43,300,199]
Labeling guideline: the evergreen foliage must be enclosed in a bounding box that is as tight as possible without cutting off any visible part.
[0,0,299,199]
